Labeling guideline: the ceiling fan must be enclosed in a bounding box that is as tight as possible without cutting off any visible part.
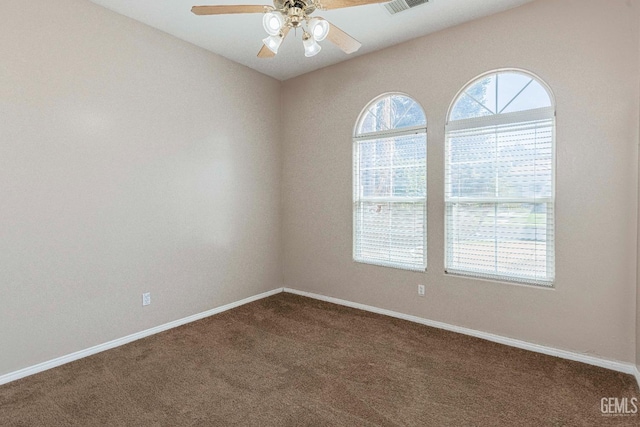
[191,0,389,58]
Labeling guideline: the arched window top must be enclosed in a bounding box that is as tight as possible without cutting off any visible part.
[448,70,553,122]
[355,93,426,136]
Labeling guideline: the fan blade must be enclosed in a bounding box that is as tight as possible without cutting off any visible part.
[257,26,290,58]
[326,22,361,54]
[191,5,267,15]
[257,44,276,58]
[318,0,389,10]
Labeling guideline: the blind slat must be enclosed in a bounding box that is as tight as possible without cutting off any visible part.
[445,115,555,286]
[354,125,427,271]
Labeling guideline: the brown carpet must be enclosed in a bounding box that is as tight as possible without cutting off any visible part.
[0,293,638,426]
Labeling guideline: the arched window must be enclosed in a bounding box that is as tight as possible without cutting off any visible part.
[445,70,555,286]
[353,93,427,271]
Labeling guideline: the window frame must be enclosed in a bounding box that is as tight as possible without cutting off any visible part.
[444,68,556,287]
[352,92,428,272]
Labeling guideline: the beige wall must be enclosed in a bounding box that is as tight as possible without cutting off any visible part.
[282,0,640,363]
[637,6,640,371]
[0,0,282,376]
[2,0,639,378]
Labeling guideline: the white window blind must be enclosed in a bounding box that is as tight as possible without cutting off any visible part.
[445,71,555,286]
[353,94,427,271]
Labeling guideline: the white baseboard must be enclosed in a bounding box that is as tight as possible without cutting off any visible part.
[0,288,284,386]
[2,286,637,388]
[283,287,637,376]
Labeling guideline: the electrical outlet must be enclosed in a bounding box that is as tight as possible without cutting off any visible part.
[418,285,425,296]
[142,292,151,306]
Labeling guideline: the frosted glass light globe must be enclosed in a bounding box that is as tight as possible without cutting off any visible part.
[263,13,284,36]
[308,18,329,41]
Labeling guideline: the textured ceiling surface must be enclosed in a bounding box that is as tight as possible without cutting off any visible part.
[89,0,534,80]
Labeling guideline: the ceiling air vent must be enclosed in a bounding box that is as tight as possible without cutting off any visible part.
[384,0,429,15]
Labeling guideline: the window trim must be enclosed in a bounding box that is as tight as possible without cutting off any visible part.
[352,92,428,272]
[444,69,556,287]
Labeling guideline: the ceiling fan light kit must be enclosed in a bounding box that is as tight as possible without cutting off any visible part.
[308,18,329,41]
[263,12,285,35]
[302,32,322,57]
[262,33,284,53]
[191,0,390,58]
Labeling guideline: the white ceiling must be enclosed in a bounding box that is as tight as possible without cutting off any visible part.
[89,0,534,81]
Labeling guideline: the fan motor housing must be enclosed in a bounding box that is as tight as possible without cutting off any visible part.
[275,0,316,15]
